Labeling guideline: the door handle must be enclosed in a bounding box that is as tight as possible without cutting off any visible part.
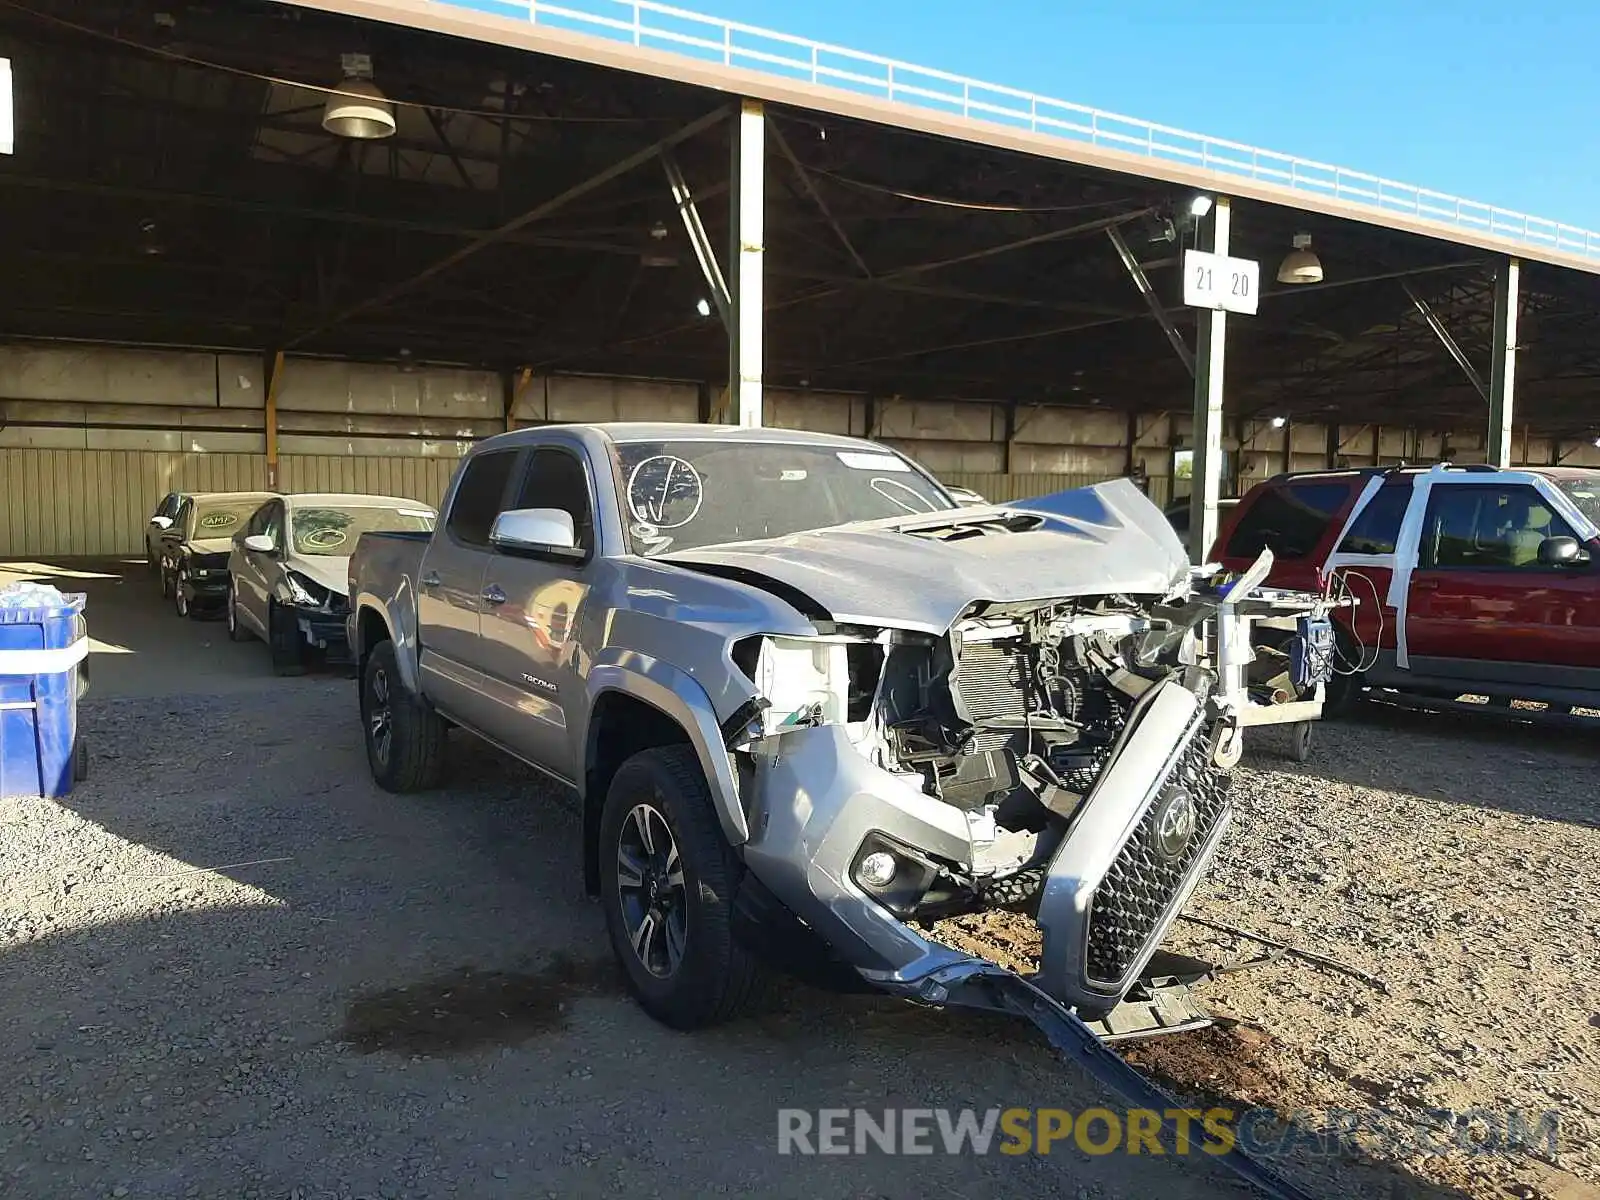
[1412,578,1440,591]
[481,584,507,606]
[420,571,441,589]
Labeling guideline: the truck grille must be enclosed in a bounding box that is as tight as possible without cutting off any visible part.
[1084,727,1230,986]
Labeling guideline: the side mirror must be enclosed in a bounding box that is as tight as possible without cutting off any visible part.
[490,508,579,557]
[243,533,276,554]
[1537,535,1591,567]
[150,516,173,530]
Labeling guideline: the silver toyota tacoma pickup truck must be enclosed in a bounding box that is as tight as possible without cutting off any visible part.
[346,422,1251,1035]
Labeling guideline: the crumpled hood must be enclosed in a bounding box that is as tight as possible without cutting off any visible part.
[659,477,1191,634]
[284,553,352,598]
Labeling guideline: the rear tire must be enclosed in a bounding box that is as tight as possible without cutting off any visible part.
[361,640,445,792]
[600,745,768,1030]
[267,601,306,677]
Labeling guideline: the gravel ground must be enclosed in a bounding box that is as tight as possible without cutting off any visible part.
[939,706,1600,1200]
[4,566,1597,1199]
[2,679,1256,1200]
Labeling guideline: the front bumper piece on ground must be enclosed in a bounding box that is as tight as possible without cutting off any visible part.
[740,676,1312,1195]
[880,957,1317,1200]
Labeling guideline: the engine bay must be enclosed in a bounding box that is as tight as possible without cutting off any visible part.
[738,597,1216,920]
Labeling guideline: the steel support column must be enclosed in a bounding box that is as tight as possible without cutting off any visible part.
[1188,198,1231,561]
[729,99,766,427]
[264,349,284,490]
[1487,257,1520,468]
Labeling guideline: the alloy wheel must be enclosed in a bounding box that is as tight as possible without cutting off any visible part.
[615,802,688,979]
[368,665,393,768]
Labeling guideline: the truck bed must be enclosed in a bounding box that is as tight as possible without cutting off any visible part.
[346,529,431,614]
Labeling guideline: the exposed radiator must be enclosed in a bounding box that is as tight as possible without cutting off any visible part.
[951,640,1030,754]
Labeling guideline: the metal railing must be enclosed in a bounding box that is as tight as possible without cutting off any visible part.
[434,0,1600,263]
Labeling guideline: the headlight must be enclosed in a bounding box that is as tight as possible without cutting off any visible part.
[747,635,849,735]
[284,570,328,608]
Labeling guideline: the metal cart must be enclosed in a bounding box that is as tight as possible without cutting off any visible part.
[1209,554,1354,765]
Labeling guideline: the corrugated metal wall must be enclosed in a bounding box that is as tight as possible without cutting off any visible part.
[276,455,462,508]
[943,471,1120,502]
[0,450,464,558]
[0,449,268,557]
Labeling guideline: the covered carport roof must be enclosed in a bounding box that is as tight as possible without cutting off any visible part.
[5,0,1600,434]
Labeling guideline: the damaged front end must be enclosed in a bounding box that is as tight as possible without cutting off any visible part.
[731,587,1236,1021]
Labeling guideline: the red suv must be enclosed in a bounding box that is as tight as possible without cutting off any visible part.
[1213,465,1600,711]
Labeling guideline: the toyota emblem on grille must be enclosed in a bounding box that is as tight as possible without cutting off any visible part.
[1152,787,1197,861]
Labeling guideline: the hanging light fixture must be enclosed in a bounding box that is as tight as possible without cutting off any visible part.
[1276,233,1324,285]
[322,53,395,140]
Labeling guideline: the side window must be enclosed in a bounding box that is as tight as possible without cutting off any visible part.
[174,500,193,536]
[447,450,519,548]
[1224,482,1352,561]
[512,447,594,553]
[1420,484,1576,570]
[245,503,269,538]
[264,503,286,548]
[1336,485,1412,555]
[155,493,176,519]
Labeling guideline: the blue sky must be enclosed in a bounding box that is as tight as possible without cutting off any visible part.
[671,0,1600,230]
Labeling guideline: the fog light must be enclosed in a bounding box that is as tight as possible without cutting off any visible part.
[857,851,898,888]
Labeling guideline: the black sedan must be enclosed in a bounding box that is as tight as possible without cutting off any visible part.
[158,491,278,618]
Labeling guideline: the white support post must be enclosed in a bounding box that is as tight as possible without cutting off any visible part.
[1188,196,1231,561]
[729,98,765,427]
[1487,256,1520,468]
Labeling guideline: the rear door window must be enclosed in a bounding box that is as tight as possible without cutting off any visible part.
[1336,485,1412,555]
[1225,481,1352,560]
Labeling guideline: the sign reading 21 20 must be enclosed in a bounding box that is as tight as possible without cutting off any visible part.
[1183,249,1260,316]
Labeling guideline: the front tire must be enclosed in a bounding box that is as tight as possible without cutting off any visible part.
[174,568,192,618]
[361,640,445,792]
[600,745,767,1030]
[267,601,306,677]
[225,582,252,642]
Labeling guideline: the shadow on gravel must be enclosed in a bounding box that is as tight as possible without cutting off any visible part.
[1246,701,1600,830]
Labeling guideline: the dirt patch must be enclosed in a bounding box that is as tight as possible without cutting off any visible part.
[340,954,620,1055]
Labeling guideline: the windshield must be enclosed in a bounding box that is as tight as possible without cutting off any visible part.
[1554,475,1600,529]
[612,439,952,555]
[289,505,436,556]
[189,501,261,541]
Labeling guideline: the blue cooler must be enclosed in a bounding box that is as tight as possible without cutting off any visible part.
[0,593,89,798]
